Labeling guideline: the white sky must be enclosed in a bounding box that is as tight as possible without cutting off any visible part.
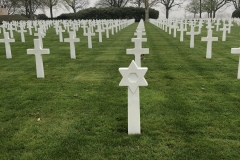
[40,0,235,19]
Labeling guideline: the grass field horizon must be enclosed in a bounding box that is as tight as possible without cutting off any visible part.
[0,21,240,159]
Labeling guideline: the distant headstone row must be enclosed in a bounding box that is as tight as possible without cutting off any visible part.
[0,19,135,78]
[149,18,240,79]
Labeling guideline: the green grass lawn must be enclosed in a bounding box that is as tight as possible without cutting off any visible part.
[0,21,240,159]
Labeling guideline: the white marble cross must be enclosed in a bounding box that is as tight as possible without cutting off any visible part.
[165,21,169,32]
[168,21,173,35]
[18,24,27,42]
[33,21,38,31]
[220,23,228,41]
[81,22,88,35]
[58,25,65,42]
[119,60,148,134]
[27,23,33,35]
[177,22,187,42]
[111,22,115,35]
[0,32,15,59]
[126,38,149,67]
[172,22,179,38]
[186,23,198,48]
[7,24,15,38]
[215,19,221,31]
[34,27,45,48]
[95,24,105,42]
[105,22,110,38]
[206,19,214,30]
[226,19,233,34]
[201,29,218,59]
[64,31,80,59]
[196,20,203,34]
[134,31,146,38]
[27,39,50,78]
[231,47,240,79]
[115,21,119,33]
[54,22,59,35]
[84,27,95,48]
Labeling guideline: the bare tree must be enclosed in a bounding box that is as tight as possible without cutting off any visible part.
[95,0,129,8]
[202,0,231,18]
[129,0,144,7]
[185,0,200,18]
[232,0,240,9]
[42,0,59,18]
[14,0,42,19]
[62,0,89,13]
[142,0,159,22]
[159,0,184,19]
[0,0,20,15]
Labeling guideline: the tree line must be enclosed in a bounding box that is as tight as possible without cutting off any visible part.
[1,0,240,20]
[1,0,89,19]
[185,0,240,18]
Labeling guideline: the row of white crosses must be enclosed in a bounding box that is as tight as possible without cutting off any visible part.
[119,19,149,135]
[150,18,233,43]
[56,19,135,49]
[150,18,240,79]
[150,18,235,58]
[0,19,135,78]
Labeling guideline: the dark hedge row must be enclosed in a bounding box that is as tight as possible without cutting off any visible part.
[57,7,159,22]
[232,9,240,18]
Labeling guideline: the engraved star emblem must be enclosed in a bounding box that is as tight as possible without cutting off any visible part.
[119,60,148,93]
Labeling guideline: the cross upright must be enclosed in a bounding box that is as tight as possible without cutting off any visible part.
[115,21,119,33]
[53,22,59,35]
[0,32,15,59]
[160,20,165,30]
[220,23,228,41]
[201,29,218,59]
[196,20,203,34]
[215,19,221,31]
[226,19,233,34]
[206,19,214,30]
[177,22,187,42]
[27,23,33,35]
[186,23,198,48]
[231,47,240,79]
[33,21,38,31]
[134,31,146,38]
[27,39,50,78]
[81,21,88,35]
[7,24,15,38]
[126,38,149,67]
[165,21,169,32]
[95,23,105,42]
[168,21,173,35]
[105,22,110,38]
[84,27,95,48]
[58,25,65,42]
[71,23,78,32]
[172,22,179,38]
[65,22,71,32]
[64,31,80,59]
[111,22,115,35]
[18,24,27,42]
[183,20,188,30]
[34,27,45,48]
